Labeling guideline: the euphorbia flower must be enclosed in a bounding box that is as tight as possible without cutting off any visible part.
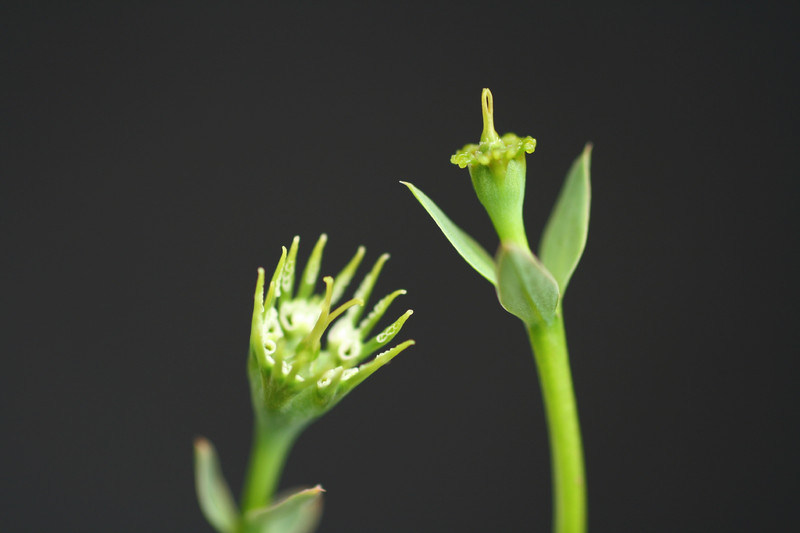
[248,234,414,426]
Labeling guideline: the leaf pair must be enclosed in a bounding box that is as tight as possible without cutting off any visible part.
[195,438,323,533]
[403,144,591,326]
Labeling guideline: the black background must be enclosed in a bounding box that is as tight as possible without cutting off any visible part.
[2,2,797,532]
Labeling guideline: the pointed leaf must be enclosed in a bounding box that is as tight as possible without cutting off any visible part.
[264,246,287,312]
[401,181,496,285]
[357,289,407,340]
[331,246,365,304]
[359,309,414,358]
[279,236,300,301]
[495,244,559,326]
[297,234,327,299]
[539,144,592,294]
[339,339,416,394]
[242,485,324,533]
[343,253,389,325]
[194,438,240,533]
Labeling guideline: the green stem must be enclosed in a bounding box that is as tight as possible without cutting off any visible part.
[527,311,586,533]
[240,417,302,513]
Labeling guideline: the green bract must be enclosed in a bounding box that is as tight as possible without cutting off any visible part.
[249,234,414,427]
[539,144,592,293]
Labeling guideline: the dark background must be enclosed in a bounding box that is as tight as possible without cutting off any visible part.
[2,2,797,532]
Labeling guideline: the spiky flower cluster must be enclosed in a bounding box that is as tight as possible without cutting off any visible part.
[248,235,414,426]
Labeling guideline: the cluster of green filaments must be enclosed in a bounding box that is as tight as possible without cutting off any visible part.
[450,88,536,169]
[249,235,414,424]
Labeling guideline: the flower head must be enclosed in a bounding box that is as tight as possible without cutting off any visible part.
[248,234,414,427]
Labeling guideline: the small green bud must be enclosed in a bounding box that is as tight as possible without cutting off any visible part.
[451,89,536,247]
[249,235,414,430]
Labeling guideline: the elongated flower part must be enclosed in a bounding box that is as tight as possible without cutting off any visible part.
[249,235,414,426]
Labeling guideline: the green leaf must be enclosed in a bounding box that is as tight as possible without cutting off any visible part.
[343,252,390,325]
[357,289,407,340]
[331,245,365,304]
[297,234,327,299]
[359,309,414,360]
[242,486,324,533]
[338,339,416,398]
[401,181,496,285]
[539,144,592,294]
[194,437,240,533]
[495,244,559,326]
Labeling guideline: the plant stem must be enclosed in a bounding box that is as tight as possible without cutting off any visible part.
[527,311,586,533]
[240,417,301,513]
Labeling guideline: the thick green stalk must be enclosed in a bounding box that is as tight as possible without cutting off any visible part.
[240,417,302,513]
[527,312,586,533]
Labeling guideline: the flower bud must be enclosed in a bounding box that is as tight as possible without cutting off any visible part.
[248,235,414,430]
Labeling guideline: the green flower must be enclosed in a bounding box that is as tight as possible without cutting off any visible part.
[450,88,536,248]
[249,234,414,428]
[195,235,415,531]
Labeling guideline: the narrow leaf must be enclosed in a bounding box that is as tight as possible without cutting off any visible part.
[539,144,592,294]
[343,253,389,326]
[264,246,287,313]
[194,437,240,533]
[243,485,324,533]
[297,234,327,299]
[340,339,416,394]
[331,245,365,304]
[495,244,559,326]
[357,289,407,340]
[279,236,300,302]
[401,181,496,285]
[359,309,414,358]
